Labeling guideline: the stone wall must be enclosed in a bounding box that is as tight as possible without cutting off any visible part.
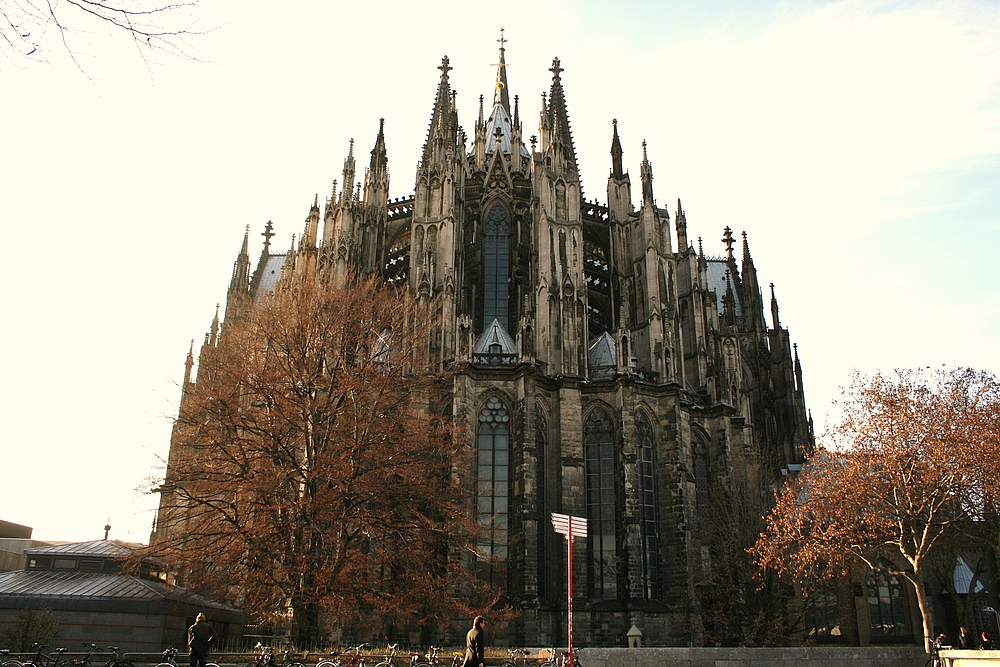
[576,646,927,667]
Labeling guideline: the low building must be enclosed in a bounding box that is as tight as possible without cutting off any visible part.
[0,520,55,573]
[0,540,243,653]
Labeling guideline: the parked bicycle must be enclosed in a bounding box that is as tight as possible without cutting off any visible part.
[65,644,133,667]
[154,648,220,667]
[373,645,401,667]
[316,644,370,667]
[537,649,578,667]
[499,648,538,667]
[408,646,453,667]
[17,644,70,667]
[2,648,22,667]
[241,644,305,667]
[925,634,950,667]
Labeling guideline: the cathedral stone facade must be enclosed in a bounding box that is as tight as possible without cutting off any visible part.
[155,42,813,647]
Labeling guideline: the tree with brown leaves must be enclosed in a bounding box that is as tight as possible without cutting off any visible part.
[753,368,1000,654]
[150,275,498,645]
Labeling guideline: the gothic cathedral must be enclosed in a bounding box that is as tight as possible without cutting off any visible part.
[155,40,813,647]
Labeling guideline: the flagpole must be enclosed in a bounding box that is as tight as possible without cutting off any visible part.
[568,514,574,667]
[551,513,585,667]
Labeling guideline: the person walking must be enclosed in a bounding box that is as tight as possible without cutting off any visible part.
[462,616,485,667]
[188,612,218,667]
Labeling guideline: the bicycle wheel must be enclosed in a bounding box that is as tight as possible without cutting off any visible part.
[153,663,175,667]
[316,662,341,667]
[206,663,221,667]
[2,660,24,667]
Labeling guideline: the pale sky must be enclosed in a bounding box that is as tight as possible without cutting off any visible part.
[1,0,997,543]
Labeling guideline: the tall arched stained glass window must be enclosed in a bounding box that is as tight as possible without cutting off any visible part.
[585,407,617,599]
[476,396,510,589]
[535,415,547,599]
[483,204,510,330]
[866,566,909,641]
[635,411,660,599]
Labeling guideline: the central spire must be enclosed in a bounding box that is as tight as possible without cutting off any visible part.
[492,28,511,114]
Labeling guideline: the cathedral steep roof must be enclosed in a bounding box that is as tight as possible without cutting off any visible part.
[253,253,287,305]
[705,259,743,319]
[473,101,530,160]
[473,319,517,355]
[588,331,616,368]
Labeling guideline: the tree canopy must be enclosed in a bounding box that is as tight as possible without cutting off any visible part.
[753,367,1000,653]
[150,275,497,644]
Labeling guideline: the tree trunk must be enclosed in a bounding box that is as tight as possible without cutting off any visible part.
[293,599,322,649]
[909,571,934,655]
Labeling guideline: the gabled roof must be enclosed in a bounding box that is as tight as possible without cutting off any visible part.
[473,319,517,355]
[0,570,238,611]
[25,540,135,558]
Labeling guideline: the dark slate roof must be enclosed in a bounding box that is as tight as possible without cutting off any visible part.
[588,332,616,368]
[24,540,136,557]
[0,570,238,611]
[253,254,286,305]
[705,259,743,318]
[473,319,517,355]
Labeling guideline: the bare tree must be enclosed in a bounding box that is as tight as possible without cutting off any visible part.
[0,0,200,68]
[753,368,1000,654]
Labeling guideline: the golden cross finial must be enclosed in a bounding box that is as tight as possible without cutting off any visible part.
[497,28,507,51]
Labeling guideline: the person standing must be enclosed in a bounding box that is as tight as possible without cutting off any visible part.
[982,630,995,650]
[188,612,218,667]
[959,627,972,649]
[462,616,485,667]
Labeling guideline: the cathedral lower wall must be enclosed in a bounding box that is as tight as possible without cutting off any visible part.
[576,645,927,667]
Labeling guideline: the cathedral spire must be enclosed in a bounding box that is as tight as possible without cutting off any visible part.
[722,269,736,326]
[610,119,624,180]
[794,342,803,391]
[640,139,654,206]
[369,118,387,174]
[740,231,765,332]
[340,139,356,205]
[492,28,511,114]
[421,55,455,166]
[546,57,576,165]
[675,199,688,250]
[183,339,195,387]
[209,303,220,346]
[301,194,320,248]
[224,226,251,325]
[770,282,781,329]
